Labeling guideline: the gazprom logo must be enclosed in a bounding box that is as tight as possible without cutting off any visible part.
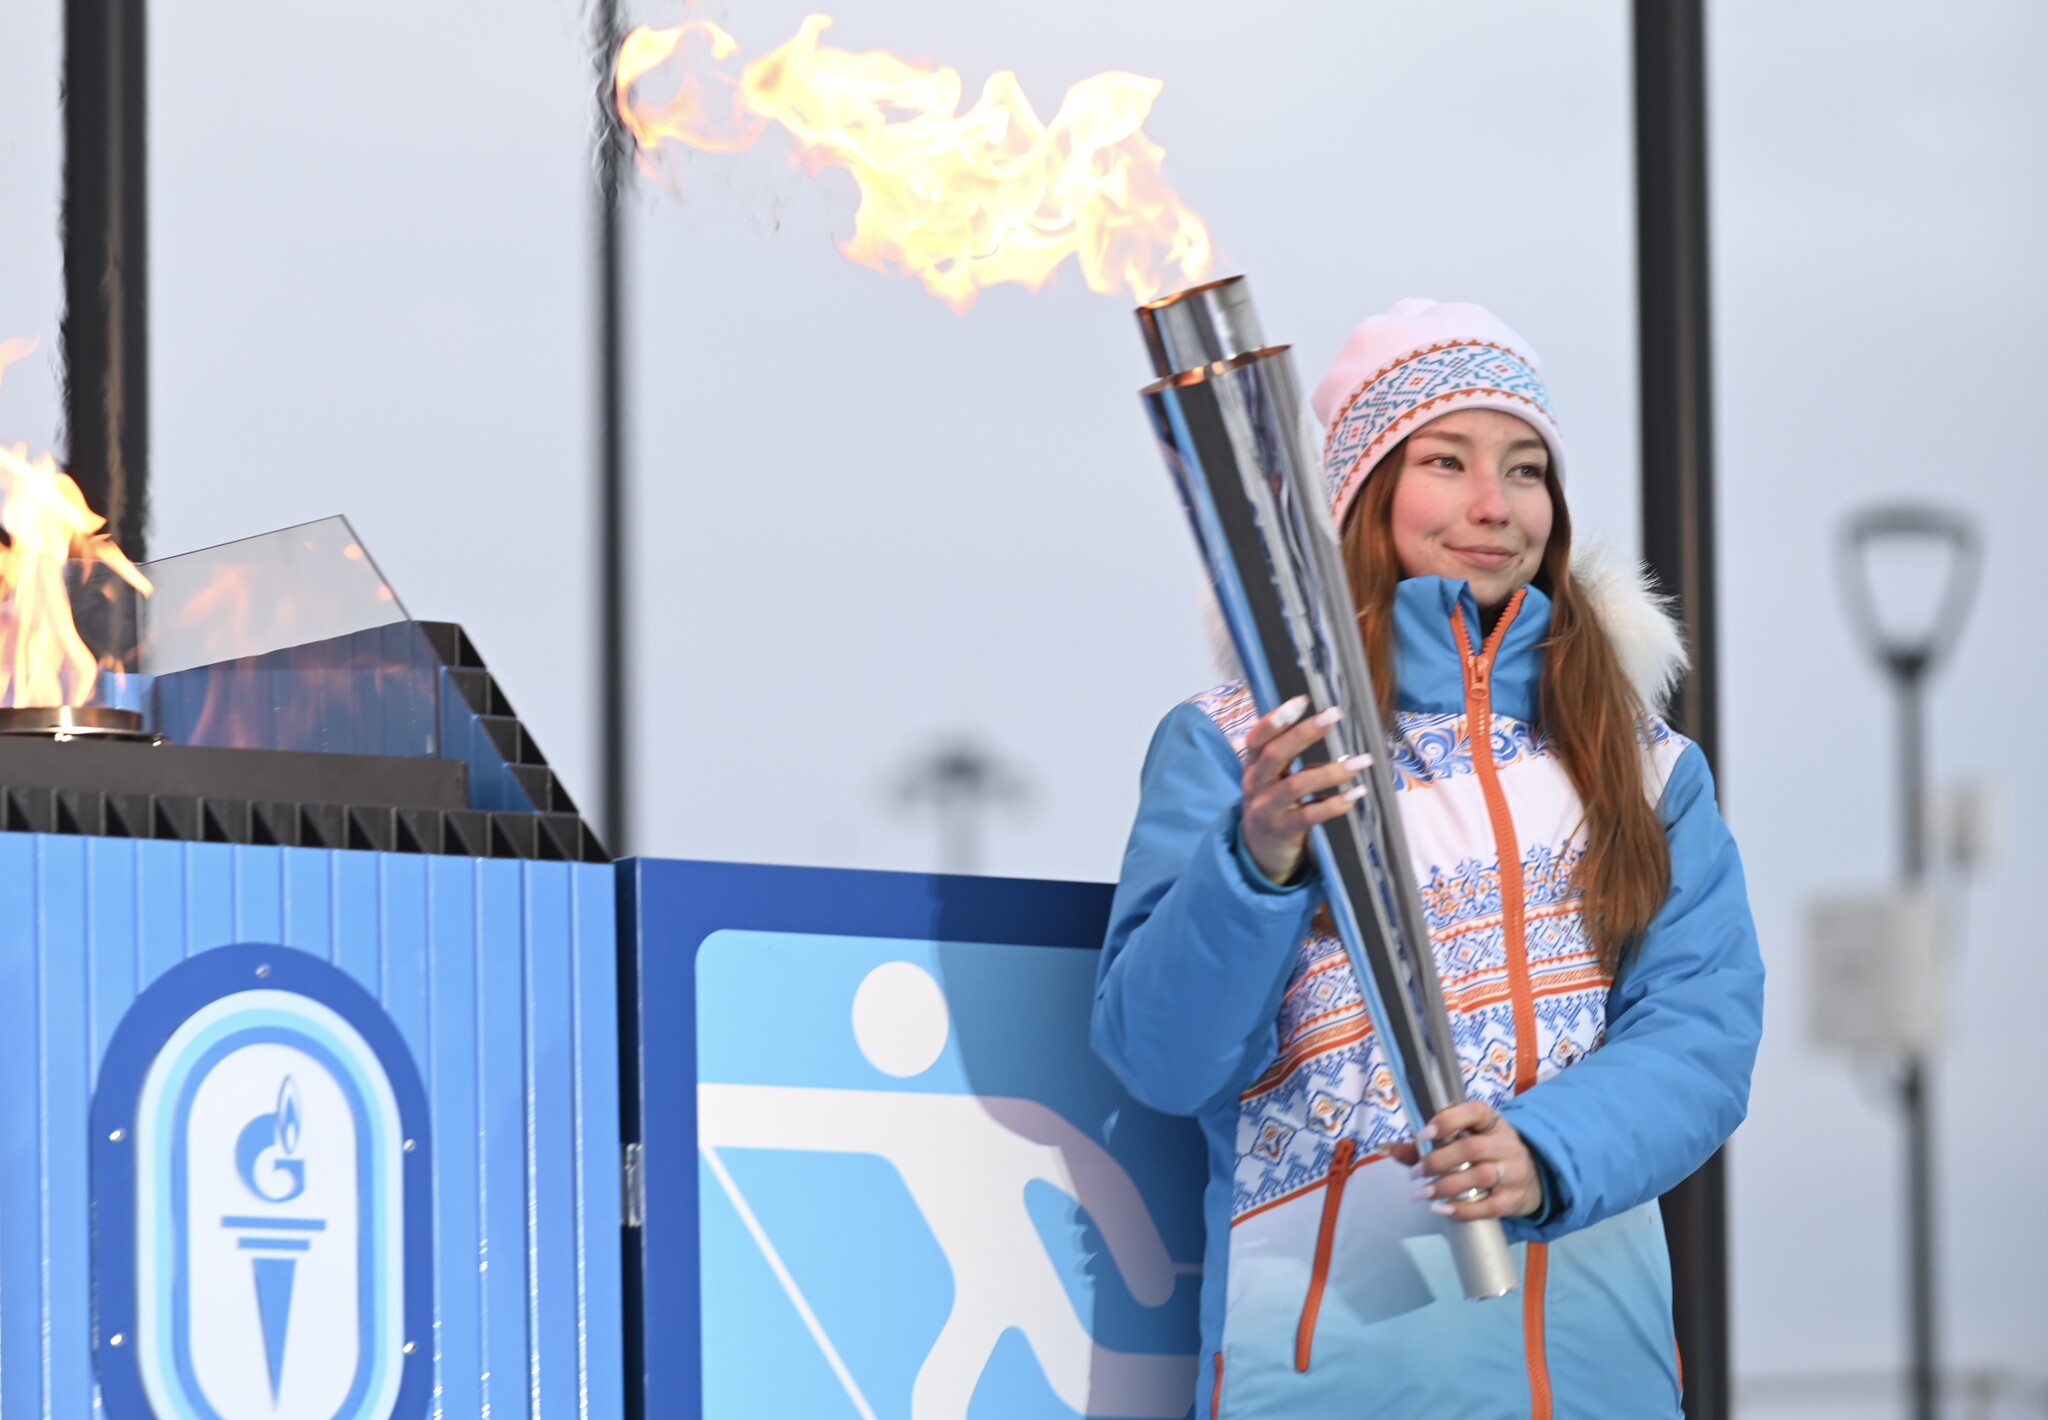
[93,946,433,1420]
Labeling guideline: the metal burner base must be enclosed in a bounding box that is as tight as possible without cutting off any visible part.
[0,706,159,743]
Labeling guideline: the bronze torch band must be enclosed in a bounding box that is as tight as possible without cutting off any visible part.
[1135,276,1517,1301]
[0,705,153,741]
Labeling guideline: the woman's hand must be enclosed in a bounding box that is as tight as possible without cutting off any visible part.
[1391,1100,1545,1221]
[1240,696,1371,886]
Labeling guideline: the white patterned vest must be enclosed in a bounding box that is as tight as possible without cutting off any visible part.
[1190,602,1690,1232]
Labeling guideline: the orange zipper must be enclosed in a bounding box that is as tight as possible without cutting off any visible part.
[1293,1136,1357,1372]
[1455,593,1553,1415]
[1452,594,1539,1096]
[1210,1350,1224,1420]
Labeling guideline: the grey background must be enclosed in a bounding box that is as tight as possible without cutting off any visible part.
[1,0,2041,1409]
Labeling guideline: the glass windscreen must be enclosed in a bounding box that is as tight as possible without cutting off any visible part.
[135,518,437,756]
[0,517,441,758]
[137,515,410,674]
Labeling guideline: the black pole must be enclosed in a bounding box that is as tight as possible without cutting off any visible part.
[1633,3,1728,1417]
[593,7,645,1418]
[594,0,630,857]
[1837,506,1976,1420]
[1897,670,1936,1420]
[61,0,150,560]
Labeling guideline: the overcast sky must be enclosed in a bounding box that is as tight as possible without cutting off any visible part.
[2,0,2043,1407]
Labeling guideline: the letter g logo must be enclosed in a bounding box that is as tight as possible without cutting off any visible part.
[235,1076,307,1204]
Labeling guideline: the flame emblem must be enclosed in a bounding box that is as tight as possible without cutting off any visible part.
[235,1075,308,1204]
[277,1077,301,1157]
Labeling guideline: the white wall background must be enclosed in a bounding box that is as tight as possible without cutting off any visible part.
[0,0,2041,1410]
[0,0,64,447]
[1711,3,2048,1412]
[617,0,1639,880]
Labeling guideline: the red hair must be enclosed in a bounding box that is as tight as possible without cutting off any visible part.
[1342,441,1670,969]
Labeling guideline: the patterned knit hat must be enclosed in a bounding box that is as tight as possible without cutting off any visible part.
[1310,298,1563,528]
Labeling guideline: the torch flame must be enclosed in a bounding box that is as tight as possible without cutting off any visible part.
[617,13,1213,311]
[0,337,154,709]
[616,20,763,157]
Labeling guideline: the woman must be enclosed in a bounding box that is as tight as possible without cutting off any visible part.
[1093,299,1763,1418]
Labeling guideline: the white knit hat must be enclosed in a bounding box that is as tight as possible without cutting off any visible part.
[1310,298,1564,528]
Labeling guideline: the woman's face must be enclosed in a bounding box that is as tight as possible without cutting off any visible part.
[1387,408,1554,614]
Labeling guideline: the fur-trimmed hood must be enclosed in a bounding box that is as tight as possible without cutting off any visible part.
[1568,541,1689,716]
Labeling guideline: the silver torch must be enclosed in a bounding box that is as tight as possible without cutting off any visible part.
[1135,276,1518,1302]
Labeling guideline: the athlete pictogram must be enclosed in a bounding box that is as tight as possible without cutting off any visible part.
[698,959,1199,1419]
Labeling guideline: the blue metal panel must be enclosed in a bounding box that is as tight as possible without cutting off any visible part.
[282,842,332,958]
[0,833,42,1419]
[476,856,531,1415]
[39,838,95,1420]
[237,840,285,942]
[380,855,431,1073]
[574,865,625,1420]
[625,859,1126,1418]
[183,839,235,952]
[426,857,483,1420]
[136,840,187,989]
[524,865,581,1415]
[335,850,382,994]
[86,839,140,1079]
[0,835,622,1418]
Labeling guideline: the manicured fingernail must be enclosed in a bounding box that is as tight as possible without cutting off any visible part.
[1313,706,1344,726]
[1411,1184,1435,1201]
[1406,1161,1425,1180]
[1421,1122,1439,1142]
[1344,754,1373,771]
[1340,785,1366,803]
[1274,695,1309,725]
[1429,1201,1456,1217]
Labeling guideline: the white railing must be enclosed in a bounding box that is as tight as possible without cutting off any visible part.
[1739,1369,2048,1419]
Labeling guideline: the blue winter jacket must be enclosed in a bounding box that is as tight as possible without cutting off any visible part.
[1093,576,1764,1419]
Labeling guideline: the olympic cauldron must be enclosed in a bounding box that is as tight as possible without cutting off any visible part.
[0,517,1213,1419]
[0,518,622,1418]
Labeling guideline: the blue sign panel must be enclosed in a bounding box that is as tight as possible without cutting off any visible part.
[626,861,1207,1419]
[91,944,434,1420]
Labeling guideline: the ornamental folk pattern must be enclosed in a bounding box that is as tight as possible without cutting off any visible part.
[1321,341,1554,510]
[1226,843,1610,1222]
[1187,679,1619,1225]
